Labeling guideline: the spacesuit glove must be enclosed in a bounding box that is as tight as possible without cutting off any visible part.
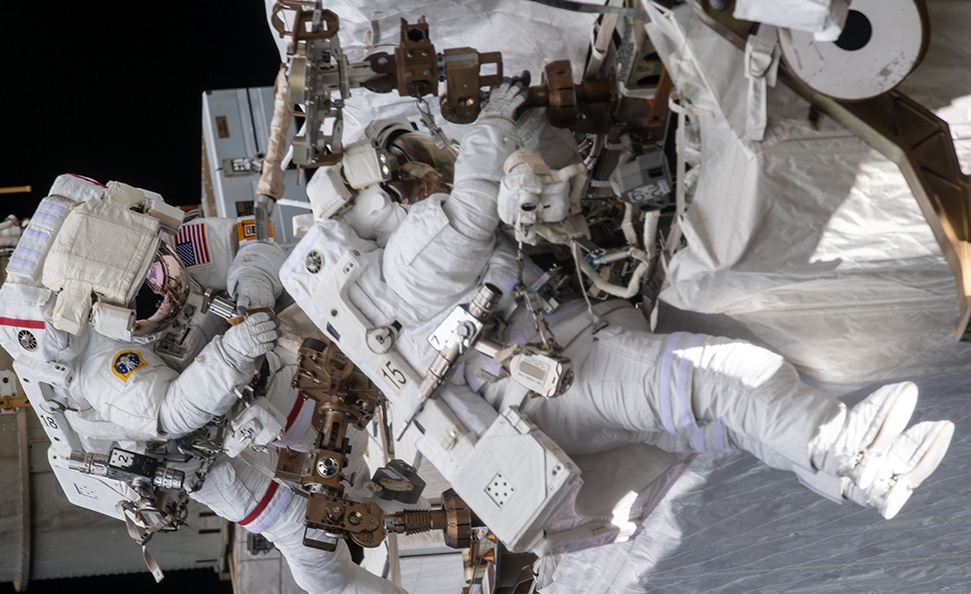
[480,81,528,122]
[0,215,22,248]
[233,270,276,315]
[221,312,280,368]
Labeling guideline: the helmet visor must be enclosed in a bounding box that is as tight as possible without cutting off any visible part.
[132,242,190,336]
[388,132,458,183]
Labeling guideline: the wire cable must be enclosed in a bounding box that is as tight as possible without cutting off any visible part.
[521,0,650,21]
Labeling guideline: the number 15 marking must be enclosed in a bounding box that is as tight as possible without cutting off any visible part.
[380,358,408,394]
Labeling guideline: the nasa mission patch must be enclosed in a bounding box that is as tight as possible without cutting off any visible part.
[112,350,148,382]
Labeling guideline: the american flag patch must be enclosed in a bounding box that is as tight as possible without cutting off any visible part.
[174,223,211,267]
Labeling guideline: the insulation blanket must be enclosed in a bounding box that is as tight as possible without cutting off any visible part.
[655,0,971,384]
[541,372,971,593]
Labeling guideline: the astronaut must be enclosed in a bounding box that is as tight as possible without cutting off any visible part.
[0,176,403,594]
[282,80,954,525]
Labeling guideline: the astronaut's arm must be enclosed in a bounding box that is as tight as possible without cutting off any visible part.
[194,455,407,594]
[442,82,528,243]
[381,84,526,316]
[157,313,278,433]
[227,240,286,313]
[329,548,410,594]
[84,314,279,437]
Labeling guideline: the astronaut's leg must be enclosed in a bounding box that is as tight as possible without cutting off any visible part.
[523,304,953,517]
[190,456,403,594]
[264,376,317,453]
[527,305,912,478]
[526,303,839,469]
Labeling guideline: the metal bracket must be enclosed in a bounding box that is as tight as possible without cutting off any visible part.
[440,48,503,124]
[395,18,439,98]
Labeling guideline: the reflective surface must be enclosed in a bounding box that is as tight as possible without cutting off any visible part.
[133,243,190,336]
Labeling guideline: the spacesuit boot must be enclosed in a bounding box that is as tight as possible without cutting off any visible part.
[810,382,918,489]
[842,420,954,519]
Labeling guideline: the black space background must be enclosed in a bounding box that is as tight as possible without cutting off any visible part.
[1,2,279,592]
[0,1,282,221]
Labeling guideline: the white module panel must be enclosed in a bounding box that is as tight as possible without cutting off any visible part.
[202,86,311,252]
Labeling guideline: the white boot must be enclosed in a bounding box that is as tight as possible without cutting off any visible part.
[844,420,955,519]
[811,382,918,489]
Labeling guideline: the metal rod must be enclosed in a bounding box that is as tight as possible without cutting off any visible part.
[14,408,31,592]
[376,406,402,587]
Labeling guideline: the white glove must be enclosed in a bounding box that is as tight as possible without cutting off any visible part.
[227,241,286,314]
[221,312,280,367]
[233,270,276,315]
[480,81,528,122]
[0,215,22,248]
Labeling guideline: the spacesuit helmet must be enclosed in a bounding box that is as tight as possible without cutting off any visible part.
[131,242,190,337]
[364,119,458,204]
[308,121,459,246]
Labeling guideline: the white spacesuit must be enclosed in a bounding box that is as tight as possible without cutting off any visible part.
[0,174,403,594]
[282,82,954,528]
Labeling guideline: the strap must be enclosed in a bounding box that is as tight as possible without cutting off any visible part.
[661,93,714,271]
[238,447,297,500]
[116,500,179,583]
[743,25,781,140]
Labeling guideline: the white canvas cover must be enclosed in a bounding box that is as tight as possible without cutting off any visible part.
[655,0,971,386]
[734,0,848,34]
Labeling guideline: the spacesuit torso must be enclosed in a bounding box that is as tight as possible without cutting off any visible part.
[58,216,302,449]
